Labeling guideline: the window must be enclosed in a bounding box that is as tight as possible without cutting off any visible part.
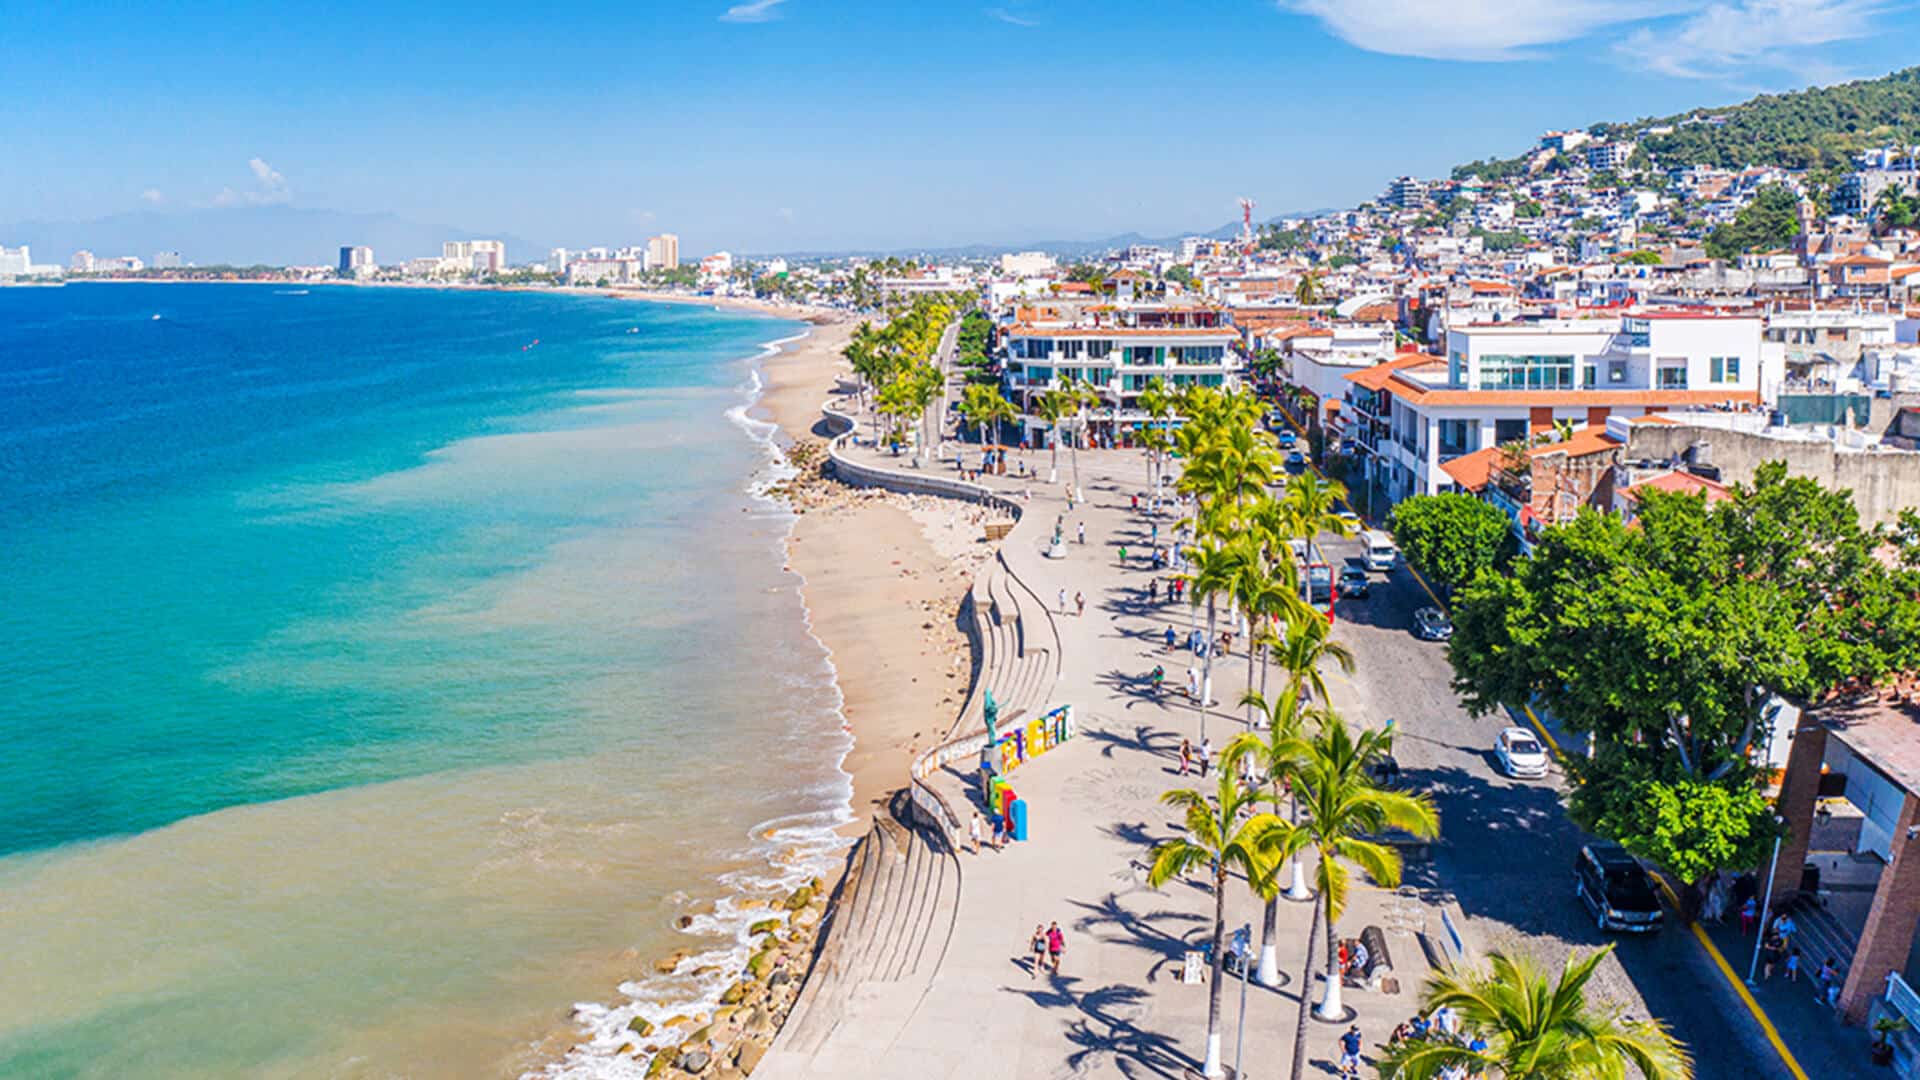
[1058,340,1083,360]
[1449,350,1465,385]
[1438,418,1477,457]
[1710,356,1741,383]
[1609,362,1627,384]
[1583,364,1598,388]
[1656,365,1688,389]
[1479,354,1574,391]
[1494,418,1528,445]
[1086,340,1113,360]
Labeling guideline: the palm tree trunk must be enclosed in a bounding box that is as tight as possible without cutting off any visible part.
[1317,884,1344,1020]
[1198,866,1228,1077]
[1290,875,1324,1080]
[1245,638,1257,731]
[1200,597,1217,743]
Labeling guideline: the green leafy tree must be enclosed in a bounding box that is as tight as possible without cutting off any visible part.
[1378,946,1692,1080]
[1389,493,1514,596]
[1704,184,1803,259]
[1450,465,1920,888]
[1147,758,1284,1079]
[958,384,1016,457]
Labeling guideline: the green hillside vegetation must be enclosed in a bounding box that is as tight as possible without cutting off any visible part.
[1452,66,1920,180]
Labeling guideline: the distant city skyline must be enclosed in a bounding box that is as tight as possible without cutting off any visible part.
[8,1,1920,256]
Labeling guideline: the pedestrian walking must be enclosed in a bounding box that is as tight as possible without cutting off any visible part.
[991,813,1006,850]
[969,810,983,855]
[1058,587,1069,614]
[1150,522,1159,545]
[1164,625,1177,652]
[1199,736,1212,777]
[1131,493,1139,512]
[1118,545,1128,565]
[1046,922,1065,974]
[1786,947,1802,982]
[1179,737,1192,776]
[1739,896,1758,935]
[1074,591,1085,618]
[1338,1025,1364,1077]
[1762,933,1783,979]
[1432,1004,1459,1037]
[1076,521,1085,544]
[1148,578,1159,603]
[1029,925,1048,979]
[1773,911,1798,943]
[1186,667,1199,702]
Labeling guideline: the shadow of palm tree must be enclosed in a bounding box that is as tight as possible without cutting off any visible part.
[1003,975,1201,1080]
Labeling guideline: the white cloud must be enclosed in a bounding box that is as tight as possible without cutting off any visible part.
[1278,0,1695,61]
[720,0,786,22]
[139,188,164,204]
[210,157,292,207]
[1622,0,1888,79]
[987,6,1039,26]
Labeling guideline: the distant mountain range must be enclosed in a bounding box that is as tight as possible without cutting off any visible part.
[753,211,1338,262]
[0,206,541,268]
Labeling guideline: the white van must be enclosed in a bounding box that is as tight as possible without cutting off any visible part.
[1362,530,1398,573]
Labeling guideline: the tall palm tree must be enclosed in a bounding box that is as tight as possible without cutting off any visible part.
[1031,388,1077,483]
[1137,377,1176,510]
[958,384,1016,467]
[1182,537,1252,744]
[1376,946,1692,1080]
[1147,758,1285,1079]
[1264,610,1355,901]
[1225,685,1310,990]
[1275,712,1439,1080]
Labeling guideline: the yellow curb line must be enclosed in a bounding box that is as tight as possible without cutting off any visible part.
[1518,704,1810,1080]
[1649,871,1812,1080]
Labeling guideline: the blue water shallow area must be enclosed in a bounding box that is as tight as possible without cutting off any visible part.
[0,282,802,856]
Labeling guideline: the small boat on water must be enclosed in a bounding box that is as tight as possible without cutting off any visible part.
[150,313,162,320]
[274,289,309,296]
[626,327,639,334]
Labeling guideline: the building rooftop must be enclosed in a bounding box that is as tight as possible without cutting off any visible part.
[1823,698,1920,799]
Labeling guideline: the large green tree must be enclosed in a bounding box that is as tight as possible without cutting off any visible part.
[1703,184,1802,260]
[1389,493,1513,596]
[1449,464,1920,886]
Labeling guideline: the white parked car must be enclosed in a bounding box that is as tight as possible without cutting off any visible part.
[1496,726,1550,779]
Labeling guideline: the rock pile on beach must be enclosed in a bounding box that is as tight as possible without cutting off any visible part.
[632,879,830,1076]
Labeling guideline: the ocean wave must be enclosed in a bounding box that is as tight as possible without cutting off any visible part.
[530,326,859,1080]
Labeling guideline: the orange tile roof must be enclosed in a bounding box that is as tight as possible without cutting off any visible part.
[1345,353,1447,391]
[1528,427,1621,459]
[1004,323,1235,338]
[1439,446,1502,492]
[1622,470,1732,503]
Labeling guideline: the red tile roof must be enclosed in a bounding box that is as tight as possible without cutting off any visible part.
[1439,446,1502,492]
[1622,470,1732,503]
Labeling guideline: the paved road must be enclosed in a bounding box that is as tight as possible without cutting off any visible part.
[1309,520,1789,1080]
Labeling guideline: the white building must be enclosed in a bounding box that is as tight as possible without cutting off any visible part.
[548,248,569,275]
[153,251,183,270]
[1585,141,1637,171]
[70,250,95,273]
[999,251,1057,277]
[1000,301,1242,444]
[443,240,506,275]
[337,246,375,278]
[647,233,679,271]
[1346,311,1766,503]
[0,245,29,276]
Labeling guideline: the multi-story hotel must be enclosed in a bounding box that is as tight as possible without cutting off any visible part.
[1000,301,1243,445]
[1344,310,1766,502]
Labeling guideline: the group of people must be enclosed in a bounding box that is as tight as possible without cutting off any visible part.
[1745,902,1846,1008]
[1161,624,1231,658]
[1026,921,1066,978]
[967,808,1009,854]
[1380,1006,1487,1079]
[1056,587,1087,617]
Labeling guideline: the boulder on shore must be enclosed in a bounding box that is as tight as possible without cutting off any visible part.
[628,1016,655,1037]
[675,1048,711,1073]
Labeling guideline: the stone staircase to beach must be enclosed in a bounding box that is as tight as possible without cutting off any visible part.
[953,553,1060,741]
[754,796,961,1077]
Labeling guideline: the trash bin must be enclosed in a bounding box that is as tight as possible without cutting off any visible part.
[1800,863,1821,894]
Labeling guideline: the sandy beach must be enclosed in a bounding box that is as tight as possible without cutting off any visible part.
[755,323,988,825]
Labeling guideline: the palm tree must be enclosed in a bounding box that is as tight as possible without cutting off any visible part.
[1224,685,1308,991]
[1276,712,1439,1080]
[1137,377,1177,510]
[1181,537,1252,744]
[1147,757,1285,1079]
[1295,271,1321,307]
[958,384,1017,467]
[1376,946,1692,1080]
[1031,388,1077,483]
[1264,611,1354,904]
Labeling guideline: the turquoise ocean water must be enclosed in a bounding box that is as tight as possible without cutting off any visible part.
[0,283,852,1078]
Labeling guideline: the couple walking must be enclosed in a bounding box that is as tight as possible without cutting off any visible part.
[1027,921,1065,978]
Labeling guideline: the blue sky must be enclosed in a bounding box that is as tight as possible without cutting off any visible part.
[6,1,1919,255]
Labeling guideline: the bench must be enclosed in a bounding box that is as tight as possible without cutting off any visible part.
[1343,925,1394,991]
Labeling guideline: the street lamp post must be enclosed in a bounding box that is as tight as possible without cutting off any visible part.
[1746,816,1786,985]
[1234,923,1251,1080]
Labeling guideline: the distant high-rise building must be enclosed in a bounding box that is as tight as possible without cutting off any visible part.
[338,245,375,277]
[154,251,183,269]
[70,250,95,273]
[443,240,506,275]
[0,245,31,276]
[647,233,679,271]
[548,247,569,274]
[1383,176,1430,210]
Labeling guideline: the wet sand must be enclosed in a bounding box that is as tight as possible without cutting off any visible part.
[755,323,985,824]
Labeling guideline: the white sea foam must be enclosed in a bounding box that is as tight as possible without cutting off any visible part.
[530,326,861,1080]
